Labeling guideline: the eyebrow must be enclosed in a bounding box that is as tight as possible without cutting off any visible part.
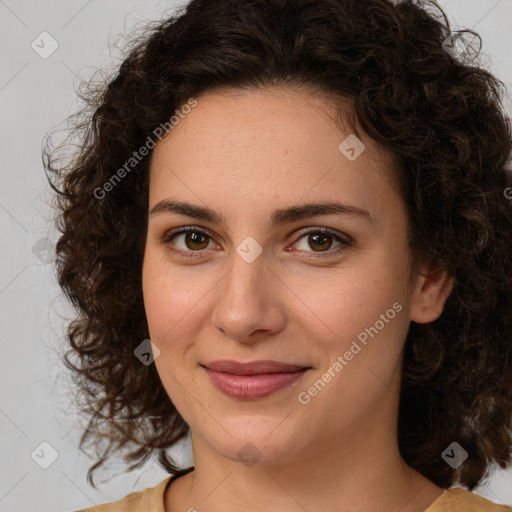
[149,199,373,229]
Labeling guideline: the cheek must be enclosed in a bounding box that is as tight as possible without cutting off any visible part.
[293,265,409,387]
[142,254,206,411]
[290,266,400,341]
[142,269,172,375]
[142,261,171,340]
[142,252,207,341]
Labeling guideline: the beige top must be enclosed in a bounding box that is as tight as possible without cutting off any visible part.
[74,470,512,512]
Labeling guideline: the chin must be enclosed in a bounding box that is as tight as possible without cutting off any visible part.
[199,419,306,467]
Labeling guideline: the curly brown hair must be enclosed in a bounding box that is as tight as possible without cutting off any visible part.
[43,0,512,491]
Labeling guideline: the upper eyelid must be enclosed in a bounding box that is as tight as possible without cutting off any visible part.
[162,226,217,243]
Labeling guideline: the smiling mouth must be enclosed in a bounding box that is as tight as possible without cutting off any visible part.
[201,360,312,399]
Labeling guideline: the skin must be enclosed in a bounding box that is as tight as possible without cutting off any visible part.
[142,86,455,512]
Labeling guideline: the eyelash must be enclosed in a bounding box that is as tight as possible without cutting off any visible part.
[161,226,352,259]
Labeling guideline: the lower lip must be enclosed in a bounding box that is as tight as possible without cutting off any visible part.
[203,367,310,399]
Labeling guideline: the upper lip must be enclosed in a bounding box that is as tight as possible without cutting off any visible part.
[202,360,310,375]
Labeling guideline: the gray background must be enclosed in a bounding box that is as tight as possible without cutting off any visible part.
[1,1,511,511]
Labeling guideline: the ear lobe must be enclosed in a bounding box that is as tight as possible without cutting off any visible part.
[410,264,455,324]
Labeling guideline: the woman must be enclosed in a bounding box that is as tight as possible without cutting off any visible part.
[44,0,512,510]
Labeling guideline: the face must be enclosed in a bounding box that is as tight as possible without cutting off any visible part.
[142,87,449,467]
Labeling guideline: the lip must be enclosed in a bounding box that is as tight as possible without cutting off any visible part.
[203,359,309,375]
[202,360,311,399]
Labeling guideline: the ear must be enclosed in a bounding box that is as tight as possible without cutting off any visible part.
[410,263,455,324]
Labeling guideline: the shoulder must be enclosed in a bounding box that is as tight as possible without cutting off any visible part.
[426,488,511,512]
[71,475,173,512]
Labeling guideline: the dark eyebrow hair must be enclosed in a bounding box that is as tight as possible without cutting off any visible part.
[148,199,373,228]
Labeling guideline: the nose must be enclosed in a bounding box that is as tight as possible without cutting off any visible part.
[211,249,286,344]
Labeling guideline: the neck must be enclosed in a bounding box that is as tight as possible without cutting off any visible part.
[165,419,444,512]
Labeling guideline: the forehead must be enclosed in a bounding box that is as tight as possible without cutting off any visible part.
[148,87,401,217]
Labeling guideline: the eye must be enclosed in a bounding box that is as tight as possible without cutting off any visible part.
[291,228,352,256]
[162,226,352,259]
[162,227,218,258]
